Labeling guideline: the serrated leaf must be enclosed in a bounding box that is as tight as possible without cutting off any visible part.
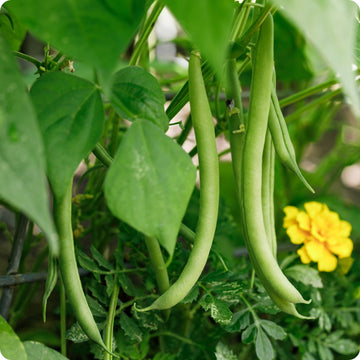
[0,34,58,255]
[285,264,323,288]
[90,245,114,271]
[66,322,88,343]
[119,313,143,343]
[111,66,169,131]
[30,71,104,199]
[85,295,107,317]
[260,319,286,341]
[104,120,196,256]
[164,0,233,76]
[0,315,27,360]
[23,341,69,360]
[270,0,360,116]
[255,327,274,360]
[181,285,199,304]
[199,295,232,325]
[8,0,145,71]
[215,342,238,360]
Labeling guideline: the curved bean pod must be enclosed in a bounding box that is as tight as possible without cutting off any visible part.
[240,13,307,305]
[137,51,219,311]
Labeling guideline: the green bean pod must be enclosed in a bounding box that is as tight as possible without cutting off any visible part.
[269,89,314,193]
[261,129,276,257]
[137,51,219,311]
[54,180,106,349]
[240,13,307,305]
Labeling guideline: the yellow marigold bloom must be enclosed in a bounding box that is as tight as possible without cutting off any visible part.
[283,202,353,272]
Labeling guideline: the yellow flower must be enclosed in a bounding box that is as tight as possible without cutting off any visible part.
[283,202,353,272]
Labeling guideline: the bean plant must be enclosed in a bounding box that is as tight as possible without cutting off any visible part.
[0,0,360,359]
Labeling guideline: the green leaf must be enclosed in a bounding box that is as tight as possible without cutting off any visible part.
[224,310,250,333]
[328,339,359,355]
[0,3,26,51]
[85,295,107,317]
[318,343,334,360]
[66,322,88,343]
[30,71,104,199]
[215,342,238,360]
[199,296,232,325]
[255,327,274,360]
[241,324,256,344]
[104,120,196,256]
[119,313,143,343]
[8,0,145,71]
[42,254,58,322]
[181,285,199,304]
[90,245,114,271]
[270,0,360,116]
[0,34,58,255]
[0,315,27,360]
[111,66,169,131]
[260,319,286,341]
[285,264,323,288]
[164,0,234,76]
[23,341,69,360]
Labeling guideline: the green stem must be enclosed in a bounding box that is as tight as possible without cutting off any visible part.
[285,88,342,123]
[176,114,193,146]
[13,51,42,68]
[104,275,120,360]
[144,236,170,295]
[230,0,252,42]
[279,79,338,108]
[60,276,67,357]
[129,0,164,66]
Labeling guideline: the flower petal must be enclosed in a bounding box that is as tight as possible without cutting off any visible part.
[286,225,308,244]
[283,206,299,228]
[304,239,326,262]
[304,201,323,219]
[328,237,353,258]
[297,246,311,264]
[317,250,337,272]
[297,211,311,231]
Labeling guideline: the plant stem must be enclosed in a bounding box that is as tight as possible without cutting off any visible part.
[13,51,42,68]
[104,275,120,360]
[60,276,67,357]
[144,236,170,294]
[129,0,164,66]
[279,79,338,108]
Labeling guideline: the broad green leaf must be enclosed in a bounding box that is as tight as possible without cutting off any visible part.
[318,343,334,360]
[111,66,169,131]
[270,0,360,116]
[285,264,323,288]
[30,71,104,199]
[241,324,256,344]
[0,2,26,51]
[255,327,274,360]
[23,341,69,360]
[224,310,250,333]
[0,315,27,360]
[8,0,145,71]
[164,0,234,76]
[0,35,58,255]
[119,313,143,343]
[85,295,107,317]
[260,319,286,341]
[104,120,196,256]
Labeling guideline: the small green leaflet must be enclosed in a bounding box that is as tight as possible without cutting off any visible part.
[104,120,196,256]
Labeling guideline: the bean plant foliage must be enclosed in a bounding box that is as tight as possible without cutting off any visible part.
[0,0,360,359]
